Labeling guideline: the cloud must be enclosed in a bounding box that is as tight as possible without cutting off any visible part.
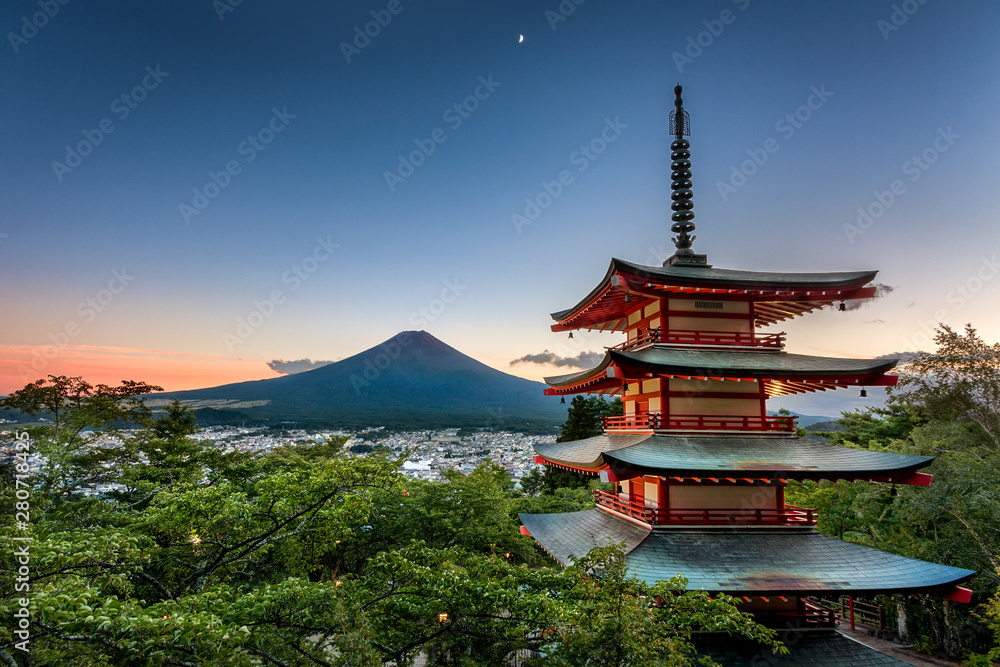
[267,358,336,375]
[842,282,895,311]
[509,350,604,369]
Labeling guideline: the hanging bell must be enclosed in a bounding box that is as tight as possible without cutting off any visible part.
[624,293,632,303]
[860,388,868,398]
[838,302,847,312]
[560,396,565,403]
[568,332,573,338]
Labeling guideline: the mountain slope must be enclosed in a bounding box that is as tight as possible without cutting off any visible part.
[151,331,566,431]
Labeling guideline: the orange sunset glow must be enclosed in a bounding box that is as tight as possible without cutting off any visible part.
[0,345,281,396]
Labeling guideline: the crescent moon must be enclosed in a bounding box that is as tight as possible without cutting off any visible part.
[518,34,524,43]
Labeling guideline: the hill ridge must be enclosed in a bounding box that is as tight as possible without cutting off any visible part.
[150,331,566,433]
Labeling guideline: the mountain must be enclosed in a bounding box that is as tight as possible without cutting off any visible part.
[148,331,567,432]
[766,410,837,428]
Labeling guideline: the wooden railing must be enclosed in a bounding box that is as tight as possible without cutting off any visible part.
[602,413,797,433]
[753,607,839,628]
[609,328,785,351]
[593,490,818,527]
[808,596,885,632]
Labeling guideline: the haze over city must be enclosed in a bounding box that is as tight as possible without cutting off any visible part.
[3,0,999,417]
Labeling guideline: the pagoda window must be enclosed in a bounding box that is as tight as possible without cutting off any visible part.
[667,378,761,418]
[669,485,777,513]
[665,297,753,335]
[643,477,660,509]
[641,378,660,394]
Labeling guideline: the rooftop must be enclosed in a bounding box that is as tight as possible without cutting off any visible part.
[550,258,879,331]
[519,509,976,596]
[534,432,933,481]
[544,348,898,397]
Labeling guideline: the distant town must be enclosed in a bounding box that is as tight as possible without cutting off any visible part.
[0,424,550,496]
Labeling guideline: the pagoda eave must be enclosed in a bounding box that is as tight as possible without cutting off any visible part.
[533,433,935,483]
[543,350,899,397]
[550,260,881,331]
[519,510,977,597]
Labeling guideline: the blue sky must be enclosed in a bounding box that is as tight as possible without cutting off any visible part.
[2,0,999,417]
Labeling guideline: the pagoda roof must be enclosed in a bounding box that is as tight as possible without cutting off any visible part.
[551,258,879,331]
[693,631,911,666]
[518,510,976,595]
[544,349,898,396]
[534,433,932,480]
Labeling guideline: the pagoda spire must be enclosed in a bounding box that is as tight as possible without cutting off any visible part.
[665,84,708,267]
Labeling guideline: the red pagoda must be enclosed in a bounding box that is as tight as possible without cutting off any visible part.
[519,85,975,663]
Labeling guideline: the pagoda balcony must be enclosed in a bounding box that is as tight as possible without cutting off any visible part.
[602,412,797,433]
[608,328,785,352]
[750,606,839,628]
[593,490,818,527]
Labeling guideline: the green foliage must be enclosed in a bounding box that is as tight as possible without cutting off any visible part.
[972,581,1000,663]
[538,466,592,492]
[534,544,785,667]
[0,375,163,499]
[892,324,1000,447]
[0,376,790,666]
[556,395,622,443]
[519,467,545,496]
[788,325,1000,659]
[514,485,596,517]
[817,404,921,447]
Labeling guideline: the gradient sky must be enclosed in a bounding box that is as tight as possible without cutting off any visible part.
[2,0,999,417]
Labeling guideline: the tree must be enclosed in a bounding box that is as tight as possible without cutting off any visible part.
[891,324,1000,449]
[787,325,1000,659]
[811,404,920,447]
[0,377,794,666]
[0,375,162,499]
[532,396,625,493]
[556,395,623,443]
[519,467,545,497]
[537,544,785,667]
[970,579,1000,664]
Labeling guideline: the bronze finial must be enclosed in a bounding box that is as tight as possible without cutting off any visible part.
[668,84,696,256]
